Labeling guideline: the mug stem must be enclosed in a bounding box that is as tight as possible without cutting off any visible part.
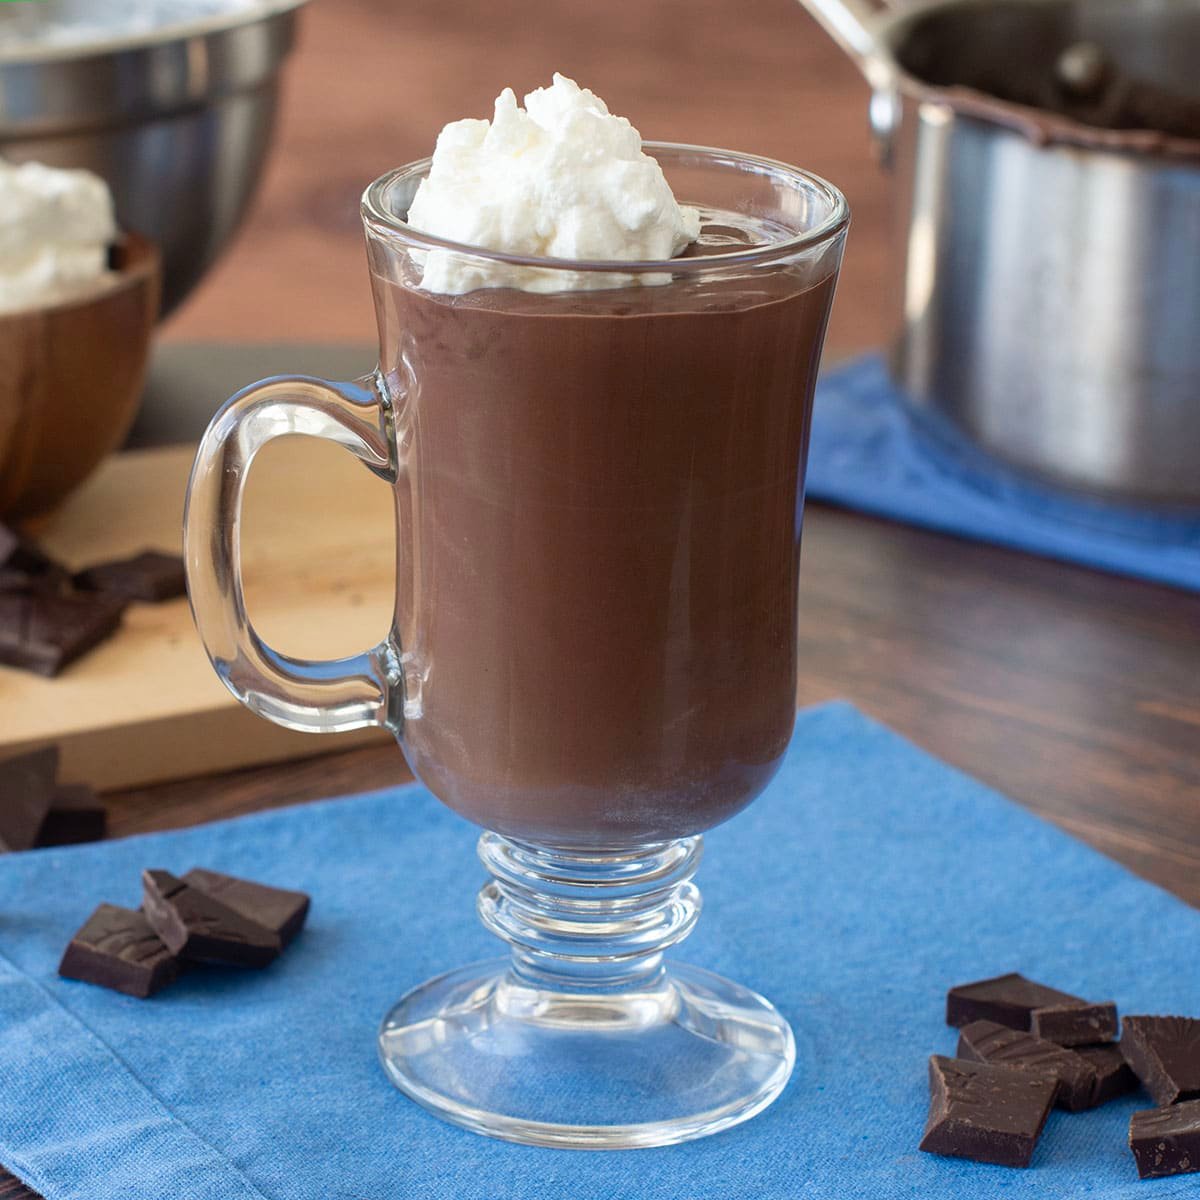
[476,833,702,993]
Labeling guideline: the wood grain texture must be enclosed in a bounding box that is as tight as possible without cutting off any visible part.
[163,0,891,357]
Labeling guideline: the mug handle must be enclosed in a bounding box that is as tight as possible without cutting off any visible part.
[183,373,399,734]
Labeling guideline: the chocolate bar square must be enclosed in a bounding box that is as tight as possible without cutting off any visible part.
[0,527,70,595]
[919,1054,1057,1168]
[1030,1001,1118,1047]
[75,550,186,603]
[946,972,1115,1045]
[1121,1016,1200,1106]
[58,903,179,998]
[956,1019,1097,1111]
[0,590,125,676]
[142,869,281,967]
[182,868,309,946]
[1130,1099,1200,1179]
[0,745,59,852]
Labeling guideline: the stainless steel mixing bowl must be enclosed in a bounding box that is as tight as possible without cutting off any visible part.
[0,1,308,316]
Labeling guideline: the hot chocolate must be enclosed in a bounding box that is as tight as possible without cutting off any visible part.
[185,87,850,1143]
[374,212,838,845]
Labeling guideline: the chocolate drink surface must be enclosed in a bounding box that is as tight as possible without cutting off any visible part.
[377,209,838,845]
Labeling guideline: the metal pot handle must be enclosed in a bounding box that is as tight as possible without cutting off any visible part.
[798,0,890,67]
[796,0,904,166]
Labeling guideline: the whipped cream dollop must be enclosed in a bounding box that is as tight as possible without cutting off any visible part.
[405,73,700,293]
[0,159,117,314]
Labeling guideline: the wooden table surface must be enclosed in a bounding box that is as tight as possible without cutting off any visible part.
[5,0,1199,1196]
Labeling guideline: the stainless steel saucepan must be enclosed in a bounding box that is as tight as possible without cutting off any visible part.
[801,0,1200,505]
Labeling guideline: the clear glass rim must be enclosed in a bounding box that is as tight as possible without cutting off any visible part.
[360,141,850,276]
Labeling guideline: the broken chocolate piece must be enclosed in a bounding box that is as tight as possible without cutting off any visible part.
[0,1166,34,1198]
[1075,1042,1138,1107]
[1030,1000,1118,1047]
[142,868,281,967]
[0,745,60,852]
[75,550,186,603]
[1121,1016,1200,1106]
[0,529,70,595]
[919,1054,1057,1168]
[1129,1099,1200,1179]
[58,903,179,998]
[957,1019,1097,1112]
[36,784,106,847]
[0,590,125,677]
[946,972,1104,1036]
[182,868,309,947]
[0,563,71,595]
[940,969,1108,1036]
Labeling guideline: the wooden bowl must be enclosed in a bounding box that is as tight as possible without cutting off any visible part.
[0,233,160,519]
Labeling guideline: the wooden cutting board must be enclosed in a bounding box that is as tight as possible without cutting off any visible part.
[1,437,394,789]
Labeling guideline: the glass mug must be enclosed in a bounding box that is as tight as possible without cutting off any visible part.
[184,144,848,1149]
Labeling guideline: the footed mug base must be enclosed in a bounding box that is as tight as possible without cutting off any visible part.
[378,957,795,1149]
[377,833,794,1149]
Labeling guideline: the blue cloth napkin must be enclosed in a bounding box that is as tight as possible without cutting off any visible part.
[808,356,1200,592]
[2,702,1198,1199]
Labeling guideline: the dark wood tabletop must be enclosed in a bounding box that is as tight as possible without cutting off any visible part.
[4,0,1199,1196]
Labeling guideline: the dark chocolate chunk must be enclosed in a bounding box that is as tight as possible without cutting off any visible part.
[946,972,1106,1037]
[0,745,59,852]
[35,784,106,847]
[0,549,51,592]
[956,1019,1097,1111]
[1075,1042,1138,1107]
[75,550,186,603]
[0,1166,35,1198]
[1030,1000,1118,1047]
[182,867,309,946]
[142,868,281,967]
[919,1054,1058,1168]
[1121,1016,1200,1106]
[0,563,71,595]
[58,903,179,998]
[0,590,125,677]
[1129,1099,1200,1179]
[0,530,70,595]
